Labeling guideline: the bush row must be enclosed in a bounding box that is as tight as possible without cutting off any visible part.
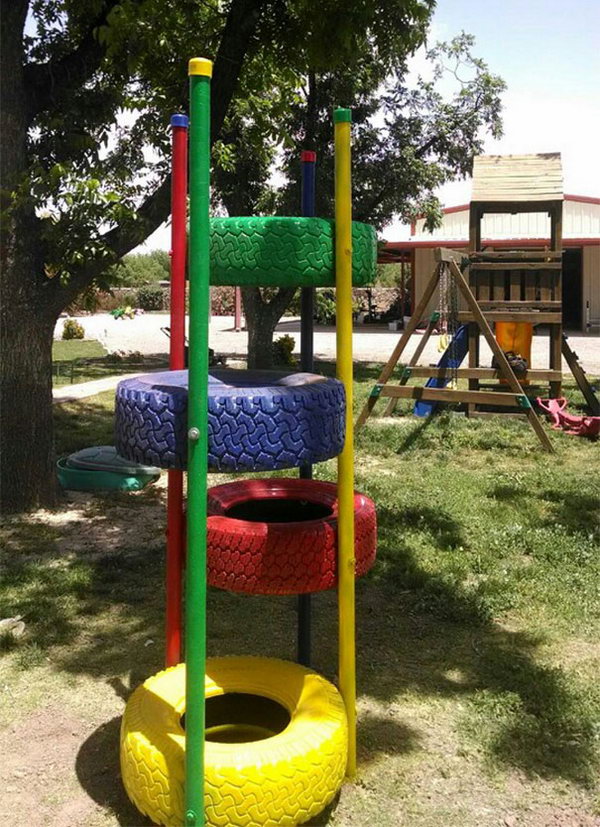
[68,285,238,315]
[66,285,408,319]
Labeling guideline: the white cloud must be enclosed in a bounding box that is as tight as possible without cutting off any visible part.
[384,86,600,240]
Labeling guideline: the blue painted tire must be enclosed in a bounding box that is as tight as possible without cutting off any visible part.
[115,369,345,472]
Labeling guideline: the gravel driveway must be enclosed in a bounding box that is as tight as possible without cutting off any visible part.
[55,313,600,375]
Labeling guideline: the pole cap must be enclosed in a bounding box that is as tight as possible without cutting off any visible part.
[188,57,213,77]
[301,150,317,163]
[170,113,189,128]
[333,107,352,123]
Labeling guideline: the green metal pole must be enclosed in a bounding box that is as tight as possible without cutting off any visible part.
[185,56,212,827]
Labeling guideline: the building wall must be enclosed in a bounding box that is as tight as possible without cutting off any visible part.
[409,198,600,331]
[414,200,600,241]
[567,202,600,238]
[583,245,600,329]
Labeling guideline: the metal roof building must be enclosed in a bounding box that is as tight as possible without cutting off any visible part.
[384,192,600,331]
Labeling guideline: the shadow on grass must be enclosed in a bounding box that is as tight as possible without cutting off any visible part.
[361,499,599,787]
[0,524,165,670]
[1,393,597,810]
[54,395,116,456]
[76,716,152,827]
[539,488,600,536]
[394,414,436,453]
[488,482,599,539]
[359,713,422,763]
[4,489,598,792]
[379,504,466,553]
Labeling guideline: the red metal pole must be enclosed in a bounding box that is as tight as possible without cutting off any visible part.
[165,113,188,667]
[170,115,188,371]
[234,286,242,331]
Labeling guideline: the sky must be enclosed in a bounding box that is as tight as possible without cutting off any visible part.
[138,0,600,250]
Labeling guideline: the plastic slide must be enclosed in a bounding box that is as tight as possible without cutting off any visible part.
[414,324,469,417]
[496,321,533,385]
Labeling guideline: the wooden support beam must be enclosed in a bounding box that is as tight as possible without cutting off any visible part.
[470,262,562,270]
[551,202,563,251]
[449,259,554,453]
[404,367,562,381]
[478,301,561,311]
[561,335,600,415]
[467,322,479,417]
[458,311,561,324]
[468,205,481,252]
[436,247,464,264]
[470,251,562,261]
[509,272,521,301]
[472,199,562,215]
[383,316,438,416]
[549,323,562,397]
[355,262,442,428]
[379,385,531,407]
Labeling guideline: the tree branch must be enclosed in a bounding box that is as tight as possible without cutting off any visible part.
[210,0,265,144]
[359,95,487,221]
[54,0,267,310]
[24,0,123,121]
[414,93,484,160]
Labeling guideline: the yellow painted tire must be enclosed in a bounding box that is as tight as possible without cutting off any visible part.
[120,656,348,826]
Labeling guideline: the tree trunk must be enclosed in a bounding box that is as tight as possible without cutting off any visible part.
[219,165,298,370]
[242,286,296,369]
[1,0,267,513]
[0,304,58,512]
[1,0,60,512]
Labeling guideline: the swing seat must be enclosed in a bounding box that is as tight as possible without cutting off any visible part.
[536,397,600,437]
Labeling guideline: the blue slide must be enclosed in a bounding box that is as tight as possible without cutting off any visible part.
[414,324,469,417]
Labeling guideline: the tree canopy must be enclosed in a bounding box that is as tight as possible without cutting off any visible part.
[9,0,435,303]
[1,0,436,511]
[273,33,505,230]
[213,31,505,367]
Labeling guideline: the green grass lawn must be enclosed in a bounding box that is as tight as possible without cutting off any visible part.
[1,370,599,826]
[51,339,167,387]
[52,339,108,362]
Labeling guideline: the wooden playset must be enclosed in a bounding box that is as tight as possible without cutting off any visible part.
[357,153,598,446]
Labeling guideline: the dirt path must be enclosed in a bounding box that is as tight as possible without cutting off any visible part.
[52,371,155,405]
[55,314,600,375]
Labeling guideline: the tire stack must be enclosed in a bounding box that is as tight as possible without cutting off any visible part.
[115,216,378,826]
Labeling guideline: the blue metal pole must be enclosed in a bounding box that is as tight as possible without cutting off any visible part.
[298,149,317,667]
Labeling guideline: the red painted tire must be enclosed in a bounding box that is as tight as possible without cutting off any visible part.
[207,478,377,595]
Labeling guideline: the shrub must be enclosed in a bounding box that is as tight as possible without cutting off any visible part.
[272,334,296,367]
[211,286,235,316]
[136,284,165,311]
[117,250,170,286]
[106,349,144,363]
[62,318,85,339]
[283,289,301,316]
[314,290,337,325]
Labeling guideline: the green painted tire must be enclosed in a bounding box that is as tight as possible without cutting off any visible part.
[210,217,377,287]
[56,457,159,492]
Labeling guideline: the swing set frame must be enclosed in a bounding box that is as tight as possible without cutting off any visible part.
[356,247,555,453]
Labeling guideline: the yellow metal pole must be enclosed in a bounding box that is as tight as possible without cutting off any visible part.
[334,106,356,777]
